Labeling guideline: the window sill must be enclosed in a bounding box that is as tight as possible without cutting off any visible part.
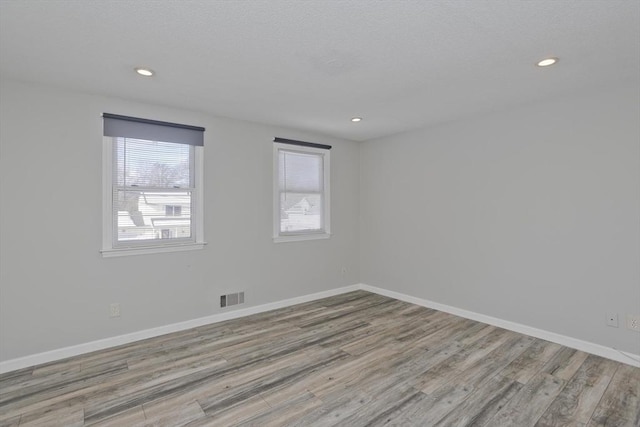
[101,242,206,258]
[273,233,331,243]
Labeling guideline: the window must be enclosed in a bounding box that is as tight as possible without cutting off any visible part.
[273,138,331,242]
[102,114,205,257]
[166,205,182,216]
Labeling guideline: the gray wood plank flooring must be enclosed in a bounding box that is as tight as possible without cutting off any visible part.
[0,291,638,426]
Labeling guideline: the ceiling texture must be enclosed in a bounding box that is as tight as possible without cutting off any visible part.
[1,0,638,141]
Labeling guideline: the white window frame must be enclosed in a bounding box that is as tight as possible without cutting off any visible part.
[101,137,205,257]
[273,142,331,243]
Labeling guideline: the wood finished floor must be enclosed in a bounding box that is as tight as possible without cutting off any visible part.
[1,291,639,427]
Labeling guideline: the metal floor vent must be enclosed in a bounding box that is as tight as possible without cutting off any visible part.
[220,292,245,308]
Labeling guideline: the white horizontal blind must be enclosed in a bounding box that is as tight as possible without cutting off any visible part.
[278,149,324,233]
[113,137,194,245]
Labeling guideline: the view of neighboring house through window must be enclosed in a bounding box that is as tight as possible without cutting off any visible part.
[273,138,330,242]
[115,138,192,242]
[102,114,205,256]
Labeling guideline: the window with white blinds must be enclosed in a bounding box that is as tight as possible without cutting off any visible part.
[273,140,330,242]
[114,138,193,244]
[102,114,205,256]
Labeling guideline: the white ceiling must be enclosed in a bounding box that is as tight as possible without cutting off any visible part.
[1,0,638,142]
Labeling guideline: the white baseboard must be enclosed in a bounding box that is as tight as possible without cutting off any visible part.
[2,282,638,373]
[0,284,360,374]
[358,283,640,368]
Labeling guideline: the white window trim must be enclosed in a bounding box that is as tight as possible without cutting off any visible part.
[273,142,331,243]
[101,137,206,257]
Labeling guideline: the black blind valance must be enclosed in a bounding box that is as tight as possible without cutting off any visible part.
[273,137,331,150]
[103,113,205,146]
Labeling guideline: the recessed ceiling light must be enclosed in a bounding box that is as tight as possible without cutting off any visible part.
[536,57,558,67]
[351,117,362,122]
[134,67,154,77]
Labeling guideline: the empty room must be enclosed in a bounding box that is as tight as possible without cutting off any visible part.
[0,0,639,426]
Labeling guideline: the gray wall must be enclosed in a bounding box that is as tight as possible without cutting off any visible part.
[0,79,360,361]
[1,77,638,362]
[360,84,640,354]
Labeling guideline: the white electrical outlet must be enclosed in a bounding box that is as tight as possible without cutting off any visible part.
[110,303,121,318]
[606,313,618,328]
[627,314,640,332]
